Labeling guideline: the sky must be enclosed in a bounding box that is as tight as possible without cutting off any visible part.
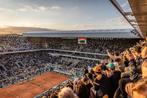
[0,0,133,30]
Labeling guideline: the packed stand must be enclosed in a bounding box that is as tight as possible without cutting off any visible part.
[46,38,139,53]
[39,40,147,98]
[0,50,98,88]
[0,34,37,52]
[0,35,139,54]
[0,51,51,87]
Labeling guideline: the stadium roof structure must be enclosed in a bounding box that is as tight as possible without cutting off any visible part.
[110,0,147,38]
[23,29,139,38]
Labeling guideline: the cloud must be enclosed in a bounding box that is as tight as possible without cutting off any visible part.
[50,6,61,10]
[0,7,14,12]
[18,5,46,12]
[18,8,28,12]
[38,6,48,11]
[18,5,61,12]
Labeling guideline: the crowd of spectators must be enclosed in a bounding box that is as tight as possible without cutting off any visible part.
[0,50,98,88]
[0,51,51,87]
[46,38,139,53]
[0,35,37,52]
[38,40,147,98]
[0,35,146,98]
[0,35,139,54]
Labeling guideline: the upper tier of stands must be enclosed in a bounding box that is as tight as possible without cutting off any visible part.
[0,35,139,53]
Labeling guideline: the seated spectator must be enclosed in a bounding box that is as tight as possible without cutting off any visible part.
[132,78,147,98]
[76,81,89,98]
[42,96,47,98]
[125,59,147,97]
[58,87,78,98]
[50,93,58,98]
[89,82,108,98]
[141,47,147,59]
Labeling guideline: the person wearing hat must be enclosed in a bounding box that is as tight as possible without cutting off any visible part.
[93,65,114,98]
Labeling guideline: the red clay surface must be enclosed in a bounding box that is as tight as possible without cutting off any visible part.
[0,72,69,98]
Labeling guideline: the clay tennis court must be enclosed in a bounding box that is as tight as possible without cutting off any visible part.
[0,72,69,98]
